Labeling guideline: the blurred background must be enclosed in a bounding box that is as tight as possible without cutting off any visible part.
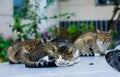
[0,0,120,63]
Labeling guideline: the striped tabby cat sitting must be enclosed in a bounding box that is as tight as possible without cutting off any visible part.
[7,39,80,67]
[74,29,112,56]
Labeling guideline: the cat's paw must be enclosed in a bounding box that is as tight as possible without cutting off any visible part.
[67,61,75,66]
[94,53,101,56]
[73,58,80,64]
[55,62,67,67]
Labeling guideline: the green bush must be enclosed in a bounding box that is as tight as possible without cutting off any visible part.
[10,0,76,41]
[0,33,13,62]
[57,22,95,42]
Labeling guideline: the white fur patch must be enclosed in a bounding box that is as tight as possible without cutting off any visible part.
[41,56,50,61]
[55,49,80,66]
[94,53,101,56]
[55,55,71,66]
[56,55,65,63]
[73,49,80,59]
[96,40,110,53]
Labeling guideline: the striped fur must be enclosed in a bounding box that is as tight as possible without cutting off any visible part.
[79,52,104,56]
[25,61,57,68]
[20,42,60,67]
[74,29,112,56]
[24,43,80,68]
[7,39,42,64]
[25,56,57,68]
[7,40,80,67]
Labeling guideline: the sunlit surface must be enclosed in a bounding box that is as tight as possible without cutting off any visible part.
[0,56,120,77]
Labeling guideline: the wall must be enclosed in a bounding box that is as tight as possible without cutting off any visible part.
[0,0,59,38]
[0,0,13,38]
[58,0,119,21]
[0,0,119,38]
[46,0,59,27]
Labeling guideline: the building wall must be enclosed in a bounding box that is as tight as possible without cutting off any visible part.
[0,0,13,38]
[0,0,59,38]
[46,0,59,26]
[58,0,119,21]
[0,0,119,38]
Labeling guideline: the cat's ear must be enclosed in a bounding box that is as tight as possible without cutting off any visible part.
[97,28,103,33]
[53,45,58,52]
[108,29,112,34]
[97,29,100,33]
[21,37,25,41]
[68,47,74,54]
[34,38,43,43]
[108,29,112,36]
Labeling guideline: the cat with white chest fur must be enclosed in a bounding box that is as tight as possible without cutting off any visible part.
[74,29,112,56]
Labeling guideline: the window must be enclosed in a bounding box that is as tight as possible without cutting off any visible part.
[96,0,120,5]
[14,0,26,17]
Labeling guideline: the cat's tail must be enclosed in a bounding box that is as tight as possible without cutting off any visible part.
[25,60,57,68]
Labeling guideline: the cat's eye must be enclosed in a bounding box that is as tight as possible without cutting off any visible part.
[28,50,32,53]
[62,56,65,59]
[62,56,66,60]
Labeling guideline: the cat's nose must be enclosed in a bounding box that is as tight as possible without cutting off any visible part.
[101,41,105,44]
[102,40,107,44]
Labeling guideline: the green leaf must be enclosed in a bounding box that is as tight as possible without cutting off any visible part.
[0,51,6,57]
[113,30,119,37]
[88,22,95,32]
[50,15,58,19]
[67,25,77,34]
[69,12,76,16]
[59,13,68,17]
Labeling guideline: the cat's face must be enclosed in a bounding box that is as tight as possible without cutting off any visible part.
[97,29,112,43]
[54,45,80,66]
[96,29,112,52]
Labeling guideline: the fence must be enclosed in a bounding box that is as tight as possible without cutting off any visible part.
[59,20,120,32]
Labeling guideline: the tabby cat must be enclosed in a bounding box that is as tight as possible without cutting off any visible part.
[7,39,42,64]
[7,40,80,67]
[24,42,80,67]
[74,29,112,56]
